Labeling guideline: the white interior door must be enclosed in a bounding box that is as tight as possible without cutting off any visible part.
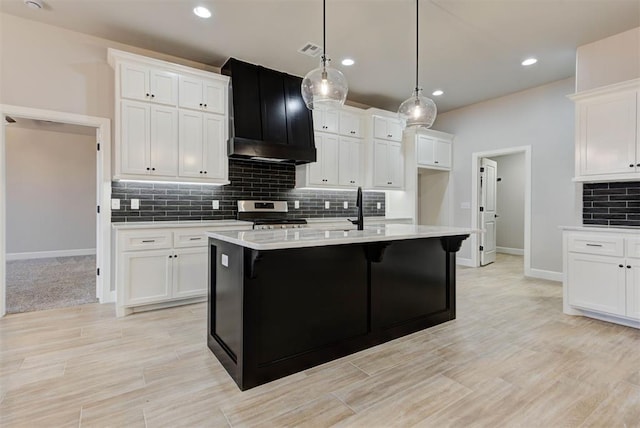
[480,158,497,265]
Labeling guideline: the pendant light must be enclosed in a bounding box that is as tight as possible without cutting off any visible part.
[398,0,437,129]
[301,0,348,110]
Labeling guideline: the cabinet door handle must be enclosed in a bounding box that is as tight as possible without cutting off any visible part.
[189,237,202,240]
[204,104,207,108]
[619,264,624,268]
[434,161,439,164]
[145,93,150,97]
[146,167,150,171]
[151,167,156,171]
[586,244,602,247]
[142,239,155,243]
[204,171,207,174]
[637,164,640,167]
[151,94,155,98]
[630,164,635,168]
[169,255,173,258]
[627,265,631,269]
[199,103,203,107]
[174,254,178,258]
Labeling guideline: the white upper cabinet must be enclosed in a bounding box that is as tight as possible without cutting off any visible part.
[338,136,363,187]
[417,134,451,170]
[373,115,403,142]
[372,139,403,189]
[179,75,226,114]
[179,111,227,182]
[121,63,178,106]
[339,110,363,138]
[109,49,230,184]
[120,100,178,177]
[306,133,340,186]
[312,109,339,134]
[571,80,640,182]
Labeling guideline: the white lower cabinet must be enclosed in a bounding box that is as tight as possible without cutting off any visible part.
[116,227,211,316]
[564,230,640,327]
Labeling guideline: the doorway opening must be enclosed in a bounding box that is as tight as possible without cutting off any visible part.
[0,105,112,317]
[471,146,532,276]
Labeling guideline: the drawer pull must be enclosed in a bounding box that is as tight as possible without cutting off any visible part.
[585,244,602,247]
[189,237,202,241]
[142,239,156,243]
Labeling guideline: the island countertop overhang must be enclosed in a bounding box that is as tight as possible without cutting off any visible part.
[205,224,477,251]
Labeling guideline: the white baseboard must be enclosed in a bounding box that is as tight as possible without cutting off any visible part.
[456,257,475,267]
[528,268,562,282]
[102,290,116,304]
[496,246,524,256]
[6,248,96,261]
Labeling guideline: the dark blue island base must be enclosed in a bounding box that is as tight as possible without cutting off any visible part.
[207,235,468,391]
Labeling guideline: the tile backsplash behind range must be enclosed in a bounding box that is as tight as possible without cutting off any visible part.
[112,159,386,222]
[583,181,640,227]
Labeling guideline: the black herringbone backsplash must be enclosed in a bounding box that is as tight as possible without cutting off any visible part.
[111,159,386,222]
[583,182,640,227]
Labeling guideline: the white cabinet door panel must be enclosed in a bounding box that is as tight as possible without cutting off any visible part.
[149,69,178,105]
[417,136,436,165]
[121,63,148,101]
[435,140,451,168]
[179,75,205,111]
[122,250,172,305]
[150,106,178,177]
[121,101,150,175]
[339,111,362,137]
[373,139,390,187]
[626,259,640,320]
[389,142,403,187]
[567,253,626,316]
[339,137,361,186]
[203,80,226,115]
[173,248,208,298]
[579,92,637,175]
[179,110,204,178]
[626,237,640,259]
[203,113,226,179]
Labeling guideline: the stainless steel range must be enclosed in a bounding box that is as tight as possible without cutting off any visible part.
[237,200,307,230]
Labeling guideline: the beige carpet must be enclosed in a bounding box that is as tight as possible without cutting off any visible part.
[6,255,98,314]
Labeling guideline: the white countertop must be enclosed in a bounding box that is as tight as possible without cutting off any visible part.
[206,224,476,250]
[112,220,252,230]
[560,225,640,235]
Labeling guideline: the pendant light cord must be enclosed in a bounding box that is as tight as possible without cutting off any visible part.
[323,0,327,67]
[415,0,419,91]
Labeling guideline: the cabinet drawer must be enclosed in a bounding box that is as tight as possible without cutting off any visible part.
[120,230,173,251]
[626,237,640,259]
[567,234,624,257]
[173,229,208,248]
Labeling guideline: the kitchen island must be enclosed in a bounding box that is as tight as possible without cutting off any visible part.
[206,224,472,390]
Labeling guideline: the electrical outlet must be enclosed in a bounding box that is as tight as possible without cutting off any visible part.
[131,199,139,210]
[294,200,300,209]
[111,199,120,210]
[343,201,348,209]
[377,202,382,210]
[212,200,220,210]
[325,201,330,209]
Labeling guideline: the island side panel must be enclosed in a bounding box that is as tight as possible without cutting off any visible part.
[207,238,245,387]
[242,244,369,389]
[370,238,454,338]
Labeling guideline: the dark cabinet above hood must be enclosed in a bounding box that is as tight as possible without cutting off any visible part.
[221,58,316,165]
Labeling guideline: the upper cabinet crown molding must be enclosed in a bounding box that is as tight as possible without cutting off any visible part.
[568,78,640,101]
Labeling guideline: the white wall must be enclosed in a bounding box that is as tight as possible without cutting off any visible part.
[491,153,525,252]
[6,127,96,254]
[576,27,640,92]
[434,78,576,274]
[418,169,450,226]
[0,13,219,119]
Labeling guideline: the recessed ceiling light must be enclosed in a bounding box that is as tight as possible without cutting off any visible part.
[193,6,212,18]
[432,90,444,96]
[521,58,538,66]
[341,58,355,66]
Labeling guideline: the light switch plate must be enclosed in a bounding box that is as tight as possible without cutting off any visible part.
[377,202,381,209]
[212,200,220,210]
[111,199,120,210]
[325,201,330,209]
[221,254,229,267]
[294,200,300,209]
[343,201,348,209]
[131,199,139,210]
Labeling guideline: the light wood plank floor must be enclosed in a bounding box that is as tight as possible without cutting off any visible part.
[1,254,639,427]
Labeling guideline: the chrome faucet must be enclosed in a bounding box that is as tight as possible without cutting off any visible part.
[349,187,364,230]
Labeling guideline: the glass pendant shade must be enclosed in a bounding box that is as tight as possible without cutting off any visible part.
[398,88,437,128]
[301,58,348,110]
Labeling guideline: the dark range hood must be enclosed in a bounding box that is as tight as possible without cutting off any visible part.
[221,58,316,165]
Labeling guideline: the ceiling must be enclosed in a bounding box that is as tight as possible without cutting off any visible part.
[1,0,639,113]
